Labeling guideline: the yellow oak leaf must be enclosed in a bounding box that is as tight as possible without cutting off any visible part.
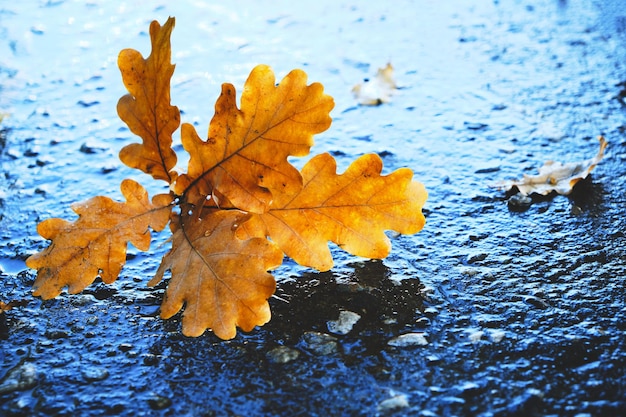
[26,179,172,299]
[236,153,427,271]
[117,17,180,183]
[173,65,334,213]
[149,210,283,339]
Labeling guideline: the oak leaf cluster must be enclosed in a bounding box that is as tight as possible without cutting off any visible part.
[26,17,427,339]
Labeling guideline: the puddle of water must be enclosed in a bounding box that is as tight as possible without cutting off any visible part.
[0,258,26,274]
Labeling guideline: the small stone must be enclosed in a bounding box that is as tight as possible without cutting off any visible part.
[482,272,496,281]
[77,99,100,108]
[301,332,338,355]
[426,355,441,364]
[70,294,94,306]
[0,363,38,395]
[100,164,118,174]
[118,343,133,352]
[489,329,506,343]
[267,346,300,364]
[524,295,548,309]
[377,394,409,413]
[6,149,20,160]
[35,155,55,166]
[441,396,466,405]
[423,307,438,317]
[507,194,532,211]
[468,330,484,343]
[30,25,45,35]
[415,317,431,328]
[388,333,428,347]
[79,142,105,154]
[44,330,69,340]
[464,121,488,130]
[570,205,583,215]
[466,252,488,264]
[23,147,40,157]
[475,166,500,174]
[82,367,109,382]
[327,310,361,335]
[70,324,85,333]
[456,381,481,397]
[142,354,159,366]
[148,395,172,410]
[461,267,480,277]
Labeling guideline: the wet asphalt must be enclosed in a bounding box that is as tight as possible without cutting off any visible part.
[1,1,626,416]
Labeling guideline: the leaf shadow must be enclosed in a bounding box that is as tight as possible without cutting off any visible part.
[504,175,607,214]
[263,260,426,356]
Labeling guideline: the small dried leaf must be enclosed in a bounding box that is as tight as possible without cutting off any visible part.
[26,180,173,299]
[149,210,283,339]
[0,299,28,313]
[237,153,427,271]
[494,136,607,196]
[352,63,397,105]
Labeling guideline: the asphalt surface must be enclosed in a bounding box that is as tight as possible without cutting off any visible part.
[1,1,625,416]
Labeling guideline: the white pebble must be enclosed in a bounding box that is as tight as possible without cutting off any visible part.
[377,394,409,413]
[388,332,428,347]
[327,310,361,335]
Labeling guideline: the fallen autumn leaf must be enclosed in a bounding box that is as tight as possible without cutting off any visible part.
[494,135,607,196]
